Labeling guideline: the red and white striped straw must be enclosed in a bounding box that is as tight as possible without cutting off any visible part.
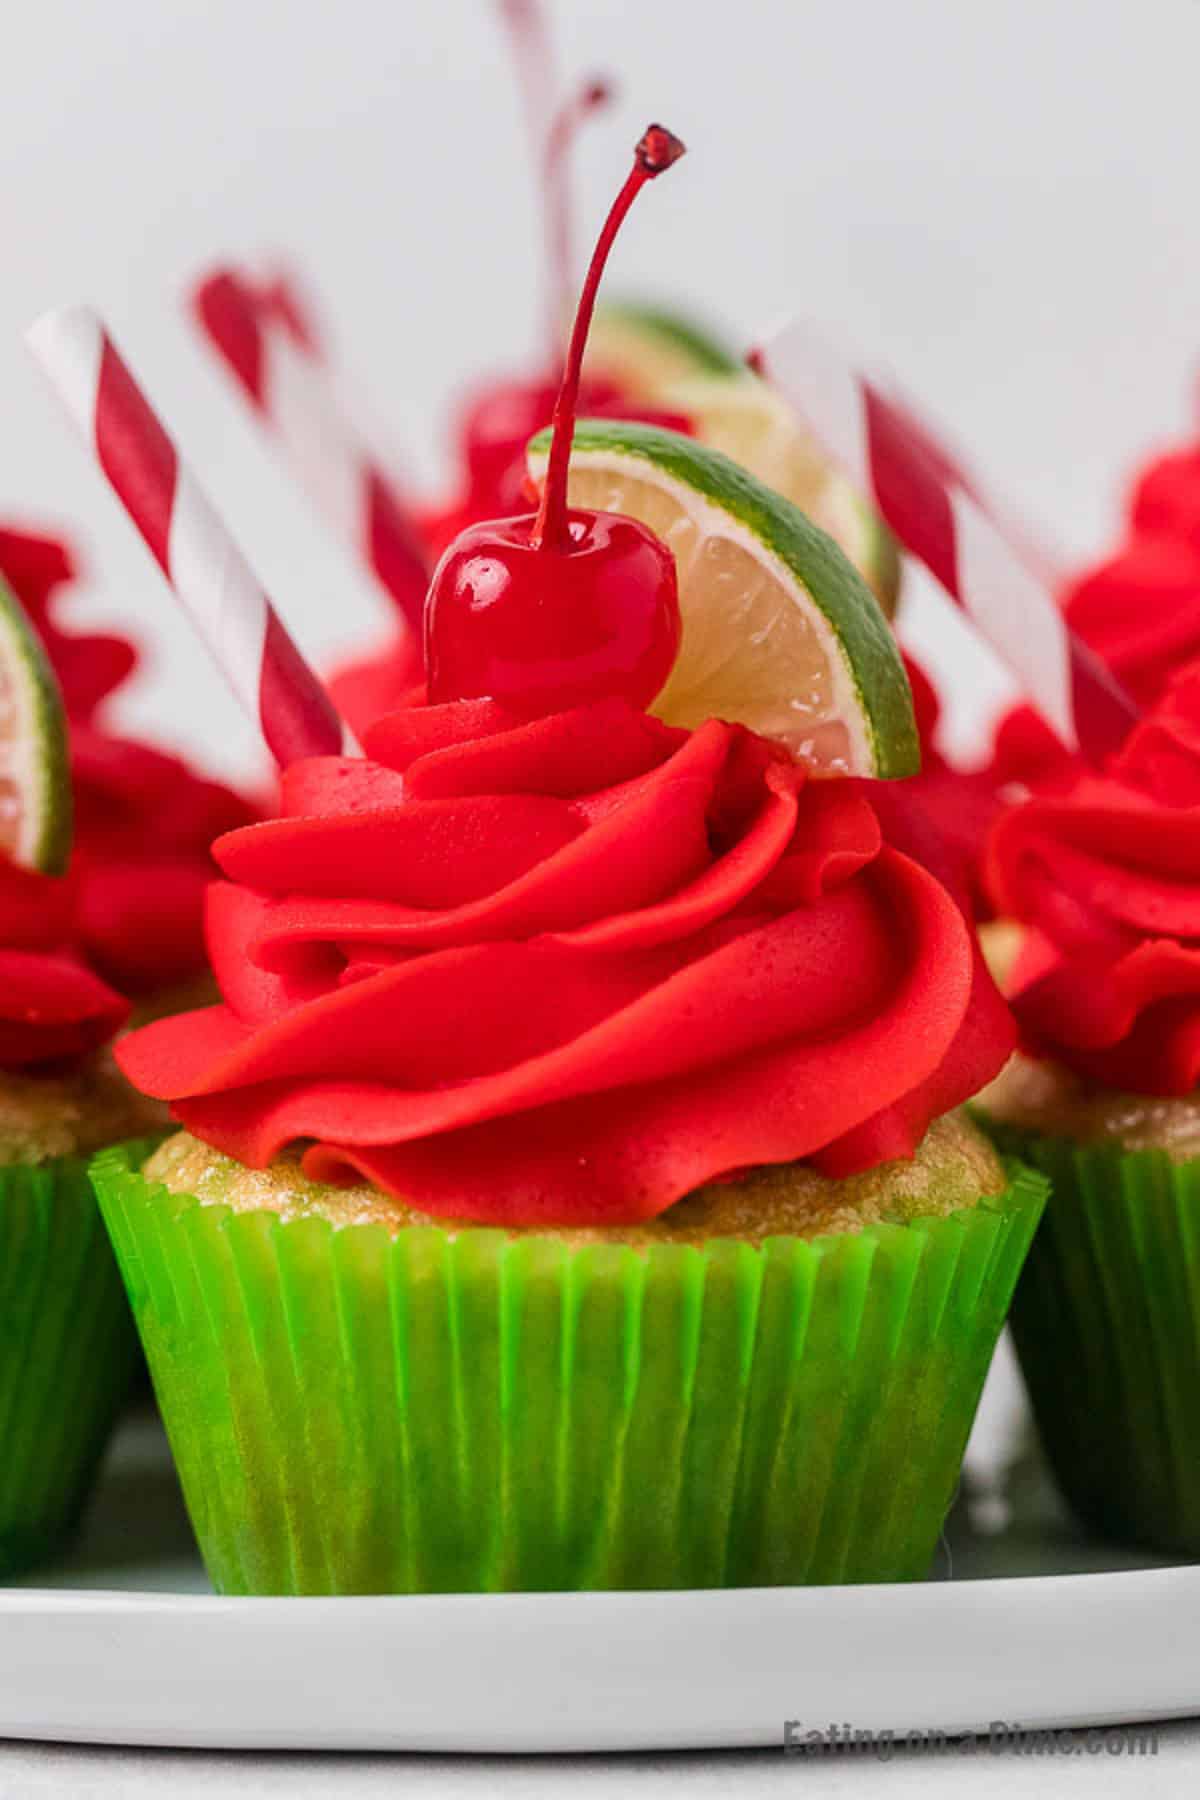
[27,304,357,767]
[752,318,1140,761]
[875,377,1066,593]
[192,268,429,633]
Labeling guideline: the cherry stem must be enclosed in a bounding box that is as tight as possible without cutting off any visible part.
[497,0,559,356]
[544,76,613,367]
[532,124,687,555]
[497,0,558,156]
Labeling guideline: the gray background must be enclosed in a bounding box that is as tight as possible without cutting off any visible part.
[3,0,1198,780]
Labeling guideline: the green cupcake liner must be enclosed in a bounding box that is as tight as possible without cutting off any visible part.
[981,1121,1200,1556]
[0,1155,140,1575]
[93,1143,1046,1595]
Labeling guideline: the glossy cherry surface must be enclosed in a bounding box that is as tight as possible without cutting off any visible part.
[426,509,679,712]
[425,123,688,717]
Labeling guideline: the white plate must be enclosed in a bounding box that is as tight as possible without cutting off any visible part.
[1,1347,1198,1755]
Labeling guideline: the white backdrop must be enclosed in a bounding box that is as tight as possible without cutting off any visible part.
[3,0,1198,780]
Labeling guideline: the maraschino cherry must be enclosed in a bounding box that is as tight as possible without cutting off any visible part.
[425,125,686,716]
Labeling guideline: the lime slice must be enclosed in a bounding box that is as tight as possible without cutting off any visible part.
[0,577,72,875]
[526,421,918,778]
[663,373,901,617]
[585,301,740,401]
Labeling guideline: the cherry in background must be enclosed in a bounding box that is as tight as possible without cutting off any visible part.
[425,126,686,718]
[331,2,692,728]
[433,75,617,543]
[418,3,691,558]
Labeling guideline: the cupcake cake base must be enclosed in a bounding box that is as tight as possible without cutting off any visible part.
[94,1122,1046,1596]
[0,1154,141,1575]
[981,1057,1200,1556]
[0,1057,163,1574]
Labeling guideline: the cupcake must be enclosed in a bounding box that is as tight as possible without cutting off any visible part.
[0,574,165,1574]
[96,677,1043,1594]
[979,657,1200,1553]
[87,129,1047,1600]
[0,524,257,1014]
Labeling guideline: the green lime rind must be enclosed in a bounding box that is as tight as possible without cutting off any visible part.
[92,1140,1045,1595]
[977,1118,1200,1557]
[595,300,741,376]
[527,420,919,780]
[0,576,72,876]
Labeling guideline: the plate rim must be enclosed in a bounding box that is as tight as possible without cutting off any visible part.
[2,1561,1199,1752]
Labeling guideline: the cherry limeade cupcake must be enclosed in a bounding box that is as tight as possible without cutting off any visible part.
[92,128,1044,1596]
[978,652,1200,1554]
[0,574,165,1573]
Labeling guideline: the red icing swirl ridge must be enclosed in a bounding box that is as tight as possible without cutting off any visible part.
[69,728,256,996]
[117,699,1012,1225]
[989,661,1200,1092]
[0,859,127,1069]
[0,524,258,996]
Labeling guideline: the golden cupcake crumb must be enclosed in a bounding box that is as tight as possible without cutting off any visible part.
[145,1110,1007,1247]
[978,919,1025,991]
[978,1053,1200,1160]
[0,1052,168,1167]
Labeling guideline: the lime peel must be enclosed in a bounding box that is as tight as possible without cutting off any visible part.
[527,420,918,780]
[0,576,72,876]
[660,372,902,618]
[586,301,741,394]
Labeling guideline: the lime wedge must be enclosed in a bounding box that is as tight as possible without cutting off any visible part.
[662,373,901,617]
[585,301,740,401]
[526,421,918,779]
[0,577,72,875]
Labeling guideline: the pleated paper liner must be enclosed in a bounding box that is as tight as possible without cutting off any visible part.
[0,1155,140,1575]
[981,1120,1200,1557]
[93,1142,1046,1596]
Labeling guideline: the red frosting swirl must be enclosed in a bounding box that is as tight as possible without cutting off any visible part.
[970,437,1200,898]
[0,857,127,1069]
[0,525,258,997]
[899,655,1016,921]
[989,660,1200,1092]
[1063,535,1200,712]
[327,631,424,743]
[117,698,1012,1226]
[0,527,134,722]
[69,729,258,995]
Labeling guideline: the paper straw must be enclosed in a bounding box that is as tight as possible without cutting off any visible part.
[192,269,429,633]
[876,377,1066,593]
[28,305,357,767]
[752,319,1139,760]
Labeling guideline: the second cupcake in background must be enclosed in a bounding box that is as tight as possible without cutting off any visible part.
[980,655,1200,1555]
[0,575,165,1574]
[0,524,257,1016]
[78,126,1048,1597]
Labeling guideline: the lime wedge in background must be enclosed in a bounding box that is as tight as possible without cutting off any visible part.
[586,307,901,618]
[586,301,741,399]
[527,421,918,779]
[662,374,902,617]
[0,577,72,875]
